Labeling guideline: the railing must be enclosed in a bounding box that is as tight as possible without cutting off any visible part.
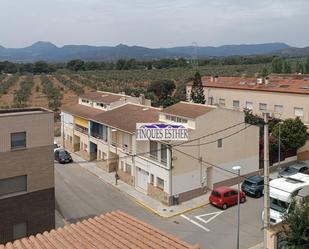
[75,125,88,135]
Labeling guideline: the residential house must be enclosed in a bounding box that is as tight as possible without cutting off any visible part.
[186,74,309,126]
[0,108,54,244]
[61,94,259,206]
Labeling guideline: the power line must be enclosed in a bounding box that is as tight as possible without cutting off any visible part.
[174,121,245,147]
[178,124,252,147]
[172,147,308,198]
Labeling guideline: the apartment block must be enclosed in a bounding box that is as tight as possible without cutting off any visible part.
[61,92,259,205]
[186,74,309,126]
[0,108,55,244]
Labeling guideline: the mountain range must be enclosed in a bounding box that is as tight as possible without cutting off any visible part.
[0,41,307,62]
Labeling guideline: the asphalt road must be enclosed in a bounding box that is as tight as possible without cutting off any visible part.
[55,161,263,249]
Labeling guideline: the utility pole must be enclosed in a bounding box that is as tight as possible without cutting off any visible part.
[263,112,270,249]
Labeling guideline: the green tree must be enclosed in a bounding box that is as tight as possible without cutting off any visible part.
[283,61,292,73]
[295,61,304,74]
[147,79,176,101]
[304,58,309,73]
[282,199,309,249]
[271,57,283,73]
[272,118,307,152]
[261,66,269,77]
[190,72,205,104]
[33,61,49,74]
[67,59,85,71]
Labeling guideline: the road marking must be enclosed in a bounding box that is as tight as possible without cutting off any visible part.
[180,214,210,232]
[195,211,223,224]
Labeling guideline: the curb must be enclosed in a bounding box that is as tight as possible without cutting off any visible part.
[135,199,209,218]
[76,160,209,218]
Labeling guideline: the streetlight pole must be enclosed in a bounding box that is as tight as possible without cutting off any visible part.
[263,112,270,249]
[112,129,119,185]
[278,121,283,174]
[232,165,241,249]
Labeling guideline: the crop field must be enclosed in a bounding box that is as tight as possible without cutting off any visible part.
[0,63,268,110]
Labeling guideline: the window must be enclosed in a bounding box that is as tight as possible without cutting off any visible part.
[217,139,222,148]
[0,175,27,197]
[223,192,230,198]
[171,116,177,122]
[150,174,154,185]
[150,141,158,159]
[259,103,267,111]
[219,98,226,106]
[126,164,132,174]
[176,117,188,123]
[81,99,89,104]
[13,222,27,240]
[165,115,171,120]
[208,97,213,105]
[294,107,304,117]
[157,177,164,189]
[233,100,240,109]
[245,101,253,110]
[274,105,283,114]
[11,132,26,150]
[161,144,168,164]
[120,161,124,171]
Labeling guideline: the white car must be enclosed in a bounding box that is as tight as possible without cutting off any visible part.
[54,141,60,152]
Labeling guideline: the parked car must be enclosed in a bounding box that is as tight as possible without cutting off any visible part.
[241,175,264,198]
[54,149,73,164]
[209,186,246,210]
[278,163,309,178]
[54,141,60,152]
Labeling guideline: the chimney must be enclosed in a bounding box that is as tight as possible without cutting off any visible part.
[210,76,214,82]
[257,78,263,84]
[139,94,145,105]
[265,77,269,85]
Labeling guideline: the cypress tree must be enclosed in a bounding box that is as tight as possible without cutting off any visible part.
[190,72,206,104]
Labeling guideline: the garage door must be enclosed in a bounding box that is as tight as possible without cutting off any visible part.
[137,168,148,190]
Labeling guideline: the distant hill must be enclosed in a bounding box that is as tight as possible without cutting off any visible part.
[274,46,309,57]
[0,41,293,62]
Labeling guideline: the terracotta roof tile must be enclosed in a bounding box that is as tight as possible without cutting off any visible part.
[193,74,309,95]
[81,91,130,104]
[1,211,199,249]
[61,104,104,120]
[162,101,216,119]
[91,104,160,133]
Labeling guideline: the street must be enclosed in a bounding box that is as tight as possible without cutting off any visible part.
[55,161,263,249]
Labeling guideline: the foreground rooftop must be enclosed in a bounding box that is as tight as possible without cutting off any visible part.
[0,210,200,249]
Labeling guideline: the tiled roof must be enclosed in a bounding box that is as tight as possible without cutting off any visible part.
[92,104,160,133]
[0,210,200,249]
[81,91,130,104]
[188,74,309,95]
[162,102,216,119]
[62,104,104,120]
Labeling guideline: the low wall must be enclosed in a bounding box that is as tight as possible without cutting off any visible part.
[147,184,171,206]
[118,170,134,186]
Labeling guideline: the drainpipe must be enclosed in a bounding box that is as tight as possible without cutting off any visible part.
[168,144,173,204]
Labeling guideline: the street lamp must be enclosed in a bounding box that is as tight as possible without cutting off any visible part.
[111,129,119,185]
[232,165,241,249]
[278,121,284,174]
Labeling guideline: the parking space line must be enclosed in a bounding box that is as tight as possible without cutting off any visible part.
[195,211,223,224]
[180,214,210,232]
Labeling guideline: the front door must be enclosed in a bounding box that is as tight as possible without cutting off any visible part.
[137,168,148,191]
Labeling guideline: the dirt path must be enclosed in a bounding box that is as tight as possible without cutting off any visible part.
[48,75,78,106]
[28,75,49,108]
[0,75,25,107]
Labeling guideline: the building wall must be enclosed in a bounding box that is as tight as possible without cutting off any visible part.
[0,110,54,244]
[0,112,53,152]
[172,108,259,192]
[186,85,309,125]
[0,188,55,244]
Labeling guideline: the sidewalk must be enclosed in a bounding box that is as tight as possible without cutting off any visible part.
[248,242,263,249]
[70,153,210,218]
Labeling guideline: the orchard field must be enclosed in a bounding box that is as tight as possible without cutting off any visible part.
[0,63,268,111]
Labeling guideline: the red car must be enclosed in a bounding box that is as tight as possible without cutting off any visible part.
[209,186,246,210]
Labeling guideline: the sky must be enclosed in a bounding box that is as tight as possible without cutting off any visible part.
[0,0,308,48]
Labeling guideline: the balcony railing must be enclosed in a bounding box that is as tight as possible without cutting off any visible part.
[75,125,88,135]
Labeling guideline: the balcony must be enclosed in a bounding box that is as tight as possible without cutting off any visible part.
[74,125,88,135]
